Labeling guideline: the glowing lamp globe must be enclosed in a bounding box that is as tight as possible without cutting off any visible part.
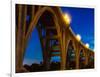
[63,13,71,25]
[76,34,81,41]
[85,43,89,48]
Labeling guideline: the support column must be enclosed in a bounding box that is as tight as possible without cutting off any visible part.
[43,39,51,70]
[65,29,70,70]
[31,6,35,20]
[85,50,88,66]
[45,38,51,70]
[21,5,27,64]
[61,29,67,70]
[75,43,80,69]
[16,5,22,71]
[16,5,28,72]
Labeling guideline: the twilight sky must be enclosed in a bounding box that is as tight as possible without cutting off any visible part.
[23,6,94,65]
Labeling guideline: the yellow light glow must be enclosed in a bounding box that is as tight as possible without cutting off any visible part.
[85,43,89,48]
[63,13,71,25]
[76,34,81,41]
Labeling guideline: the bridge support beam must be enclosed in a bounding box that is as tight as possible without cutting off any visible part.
[85,50,89,66]
[75,43,80,69]
[60,29,66,70]
[64,29,70,70]
[16,5,23,72]
[16,5,28,72]
[43,50,51,70]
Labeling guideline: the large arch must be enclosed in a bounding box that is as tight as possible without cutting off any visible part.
[26,7,61,41]
[24,7,61,58]
[22,6,64,71]
[16,6,69,72]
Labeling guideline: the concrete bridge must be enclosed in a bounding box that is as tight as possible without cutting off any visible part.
[15,4,94,72]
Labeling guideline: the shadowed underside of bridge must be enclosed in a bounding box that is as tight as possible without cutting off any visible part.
[15,4,94,73]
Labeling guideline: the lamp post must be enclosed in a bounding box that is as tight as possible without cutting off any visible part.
[85,43,89,48]
[63,13,71,25]
[76,34,81,41]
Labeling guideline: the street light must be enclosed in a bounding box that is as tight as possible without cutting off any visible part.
[63,13,71,25]
[76,34,81,41]
[85,43,89,48]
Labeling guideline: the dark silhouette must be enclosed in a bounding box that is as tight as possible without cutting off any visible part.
[23,60,94,72]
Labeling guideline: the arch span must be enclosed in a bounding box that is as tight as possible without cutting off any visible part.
[26,7,61,41]
[22,7,64,70]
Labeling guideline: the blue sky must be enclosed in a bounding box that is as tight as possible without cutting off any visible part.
[61,7,94,49]
[23,6,94,65]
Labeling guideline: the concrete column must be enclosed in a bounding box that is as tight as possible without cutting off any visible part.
[65,39,70,69]
[16,5,29,72]
[43,58,51,70]
[65,29,71,69]
[45,39,51,70]
[43,49,50,70]
[75,43,80,69]
[21,5,27,64]
[60,29,66,70]
[31,6,35,20]
[85,50,89,66]
[16,5,23,71]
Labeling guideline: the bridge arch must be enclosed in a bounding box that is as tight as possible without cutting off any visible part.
[87,51,94,68]
[23,7,63,70]
[78,49,86,69]
[16,5,94,72]
[26,7,61,40]
[66,40,76,69]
